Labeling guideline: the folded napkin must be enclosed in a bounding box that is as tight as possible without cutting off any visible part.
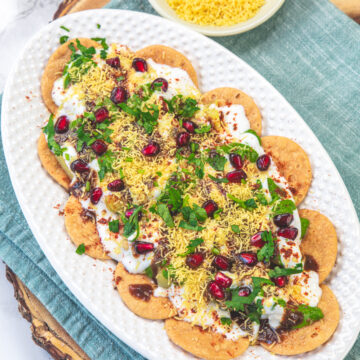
[0,0,359,359]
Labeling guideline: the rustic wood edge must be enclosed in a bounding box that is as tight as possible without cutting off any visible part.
[6,266,90,360]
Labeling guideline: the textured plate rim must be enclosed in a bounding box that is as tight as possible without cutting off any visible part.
[2,8,360,360]
[148,0,285,36]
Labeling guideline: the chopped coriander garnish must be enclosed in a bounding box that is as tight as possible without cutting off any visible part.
[292,305,324,329]
[208,174,229,183]
[117,76,125,82]
[244,129,261,144]
[300,217,310,238]
[42,115,66,156]
[65,153,70,161]
[195,124,211,134]
[256,231,275,263]
[268,263,303,278]
[231,225,241,234]
[272,199,296,216]
[124,157,133,162]
[220,317,232,326]
[211,247,220,255]
[109,219,119,233]
[76,243,85,255]
[122,205,143,241]
[145,266,153,279]
[60,35,69,44]
[227,194,257,210]
[97,23,101,29]
[207,152,227,171]
[156,171,162,177]
[85,181,91,192]
[178,238,204,257]
[60,25,70,32]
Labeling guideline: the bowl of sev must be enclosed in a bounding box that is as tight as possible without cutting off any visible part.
[148,0,285,36]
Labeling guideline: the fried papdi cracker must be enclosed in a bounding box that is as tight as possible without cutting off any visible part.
[115,263,176,320]
[299,209,338,283]
[261,136,312,205]
[41,38,100,114]
[261,285,339,355]
[134,45,198,87]
[165,318,249,360]
[37,133,70,190]
[201,87,262,136]
[64,196,109,260]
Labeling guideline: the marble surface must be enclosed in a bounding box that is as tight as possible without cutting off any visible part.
[0,2,61,359]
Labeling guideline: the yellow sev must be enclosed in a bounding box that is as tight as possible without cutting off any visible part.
[167,0,265,27]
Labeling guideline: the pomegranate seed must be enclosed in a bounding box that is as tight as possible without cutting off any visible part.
[274,213,294,228]
[151,77,168,92]
[229,153,243,169]
[90,187,103,204]
[215,272,232,288]
[110,86,128,104]
[106,57,120,69]
[238,287,251,297]
[70,159,89,173]
[208,281,225,300]
[141,142,160,156]
[226,170,247,183]
[273,276,287,287]
[134,241,154,254]
[176,132,190,147]
[54,115,69,134]
[277,227,298,240]
[256,154,271,171]
[238,252,257,267]
[132,58,147,72]
[125,208,142,220]
[107,179,125,192]
[186,253,204,269]
[213,256,230,271]
[94,107,109,123]
[91,140,107,155]
[182,120,197,133]
[202,200,218,218]
[250,232,265,248]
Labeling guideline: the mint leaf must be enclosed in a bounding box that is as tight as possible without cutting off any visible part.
[220,317,232,326]
[178,238,204,257]
[300,217,310,238]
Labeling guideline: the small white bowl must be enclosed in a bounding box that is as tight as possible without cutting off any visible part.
[148,0,285,36]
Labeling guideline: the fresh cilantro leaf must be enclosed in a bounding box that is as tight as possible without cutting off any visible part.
[195,124,211,134]
[122,205,143,240]
[272,199,297,216]
[219,143,258,163]
[157,203,174,228]
[96,23,101,29]
[178,238,204,257]
[145,266,153,279]
[76,39,96,58]
[207,152,227,171]
[231,225,240,234]
[292,305,324,329]
[247,298,263,324]
[208,174,229,183]
[165,95,199,120]
[226,277,274,311]
[227,194,257,210]
[257,231,275,262]
[85,181,90,192]
[179,220,205,232]
[268,263,303,278]
[109,219,119,233]
[76,243,85,255]
[42,115,66,156]
[300,217,310,238]
[192,204,208,222]
[267,178,281,202]
[274,298,287,307]
[60,35,69,44]
[220,317,232,326]
[244,129,261,144]
[60,25,70,32]
[97,151,115,180]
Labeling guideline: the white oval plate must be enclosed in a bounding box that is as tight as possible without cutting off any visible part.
[148,0,285,36]
[2,9,360,360]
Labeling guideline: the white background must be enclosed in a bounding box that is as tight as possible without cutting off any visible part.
[1,1,60,359]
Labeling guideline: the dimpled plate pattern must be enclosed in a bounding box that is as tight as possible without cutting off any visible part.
[2,9,360,360]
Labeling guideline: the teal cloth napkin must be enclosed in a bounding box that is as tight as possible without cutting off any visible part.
[0,0,359,359]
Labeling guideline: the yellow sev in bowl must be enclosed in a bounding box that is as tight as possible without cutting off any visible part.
[166,0,265,27]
